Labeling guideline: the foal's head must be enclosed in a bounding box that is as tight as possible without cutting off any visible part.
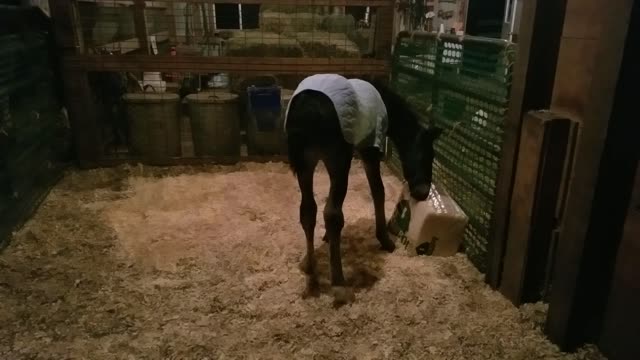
[372,79,443,201]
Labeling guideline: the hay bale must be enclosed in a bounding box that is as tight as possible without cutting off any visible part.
[225,31,304,57]
[259,11,323,34]
[260,5,318,14]
[351,28,374,53]
[294,32,361,58]
[321,14,356,34]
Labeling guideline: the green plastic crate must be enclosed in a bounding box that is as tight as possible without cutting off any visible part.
[389,32,516,272]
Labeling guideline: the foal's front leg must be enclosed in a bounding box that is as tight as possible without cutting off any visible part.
[361,149,395,252]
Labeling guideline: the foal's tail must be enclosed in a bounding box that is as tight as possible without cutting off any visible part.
[285,90,340,175]
[286,127,308,176]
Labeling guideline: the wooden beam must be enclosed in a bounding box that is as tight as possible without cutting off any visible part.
[62,55,389,74]
[499,111,576,305]
[50,1,103,165]
[166,3,178,44]
[373,5,394,60]
[544,0,636,351]
[62,70,103,166]
[486,0,569,289]
[77,0,395,7]
[48,0,77,53]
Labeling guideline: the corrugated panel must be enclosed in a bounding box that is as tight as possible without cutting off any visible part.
[389,32,516,272]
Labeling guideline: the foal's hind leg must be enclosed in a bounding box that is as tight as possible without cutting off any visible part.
[323,146,355,305]
[361,149,395,252]
[297,158,320,297]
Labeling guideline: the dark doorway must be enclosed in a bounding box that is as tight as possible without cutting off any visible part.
[465,0,505,37]
[346,6,367,21]
[598,1,640,358]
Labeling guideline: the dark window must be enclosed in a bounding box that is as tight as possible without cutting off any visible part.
[215,4,260,29]
[345,6,367,21]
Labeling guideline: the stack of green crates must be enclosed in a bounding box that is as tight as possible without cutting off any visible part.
[389,32,516,271]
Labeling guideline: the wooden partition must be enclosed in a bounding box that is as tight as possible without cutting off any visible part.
[49,0,395,168]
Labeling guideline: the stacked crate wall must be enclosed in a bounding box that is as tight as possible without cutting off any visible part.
[0,6,71,249]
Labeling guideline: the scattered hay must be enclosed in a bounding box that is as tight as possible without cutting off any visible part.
[0,162,606,359]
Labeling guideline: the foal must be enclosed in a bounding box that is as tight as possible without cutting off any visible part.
[285,74,442,305]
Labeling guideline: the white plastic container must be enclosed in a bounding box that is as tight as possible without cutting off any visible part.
[141,72,164,92]
[387,182,469,256]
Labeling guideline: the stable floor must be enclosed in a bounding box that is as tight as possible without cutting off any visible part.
[0,162,604,359]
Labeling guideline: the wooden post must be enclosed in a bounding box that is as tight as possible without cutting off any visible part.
[133,0,150,54]
[544,0,635,350]
[599,162,640,360]
[486,0,569,289]
[499,111,577,305]
[48,0,77,54]
[49,0,102,166]
[62,69,103,167]
[374,3,394,60]
[166,3,178,45]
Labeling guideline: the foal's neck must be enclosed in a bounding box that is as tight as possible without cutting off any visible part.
[376,84,422,154]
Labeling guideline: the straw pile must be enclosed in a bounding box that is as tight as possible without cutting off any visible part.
[294,32,361,58]
[225,31,304,57]
[260,11,323,35]
[321,14,356,34]
[260,5,319,14]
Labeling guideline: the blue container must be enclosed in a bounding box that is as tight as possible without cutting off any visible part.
[247,85,281,132]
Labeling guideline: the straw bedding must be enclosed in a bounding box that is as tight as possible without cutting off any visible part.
[0,162,605,359]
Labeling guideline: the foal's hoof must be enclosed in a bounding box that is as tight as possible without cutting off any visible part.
[302,280,320,299]
[377,233,396,253]
[332,286,355,307]
[380,241,396,253]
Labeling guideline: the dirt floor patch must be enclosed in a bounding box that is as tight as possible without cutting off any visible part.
[0,162,605,359]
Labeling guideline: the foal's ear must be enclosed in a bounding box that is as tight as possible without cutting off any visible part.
[426,126,444,141]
